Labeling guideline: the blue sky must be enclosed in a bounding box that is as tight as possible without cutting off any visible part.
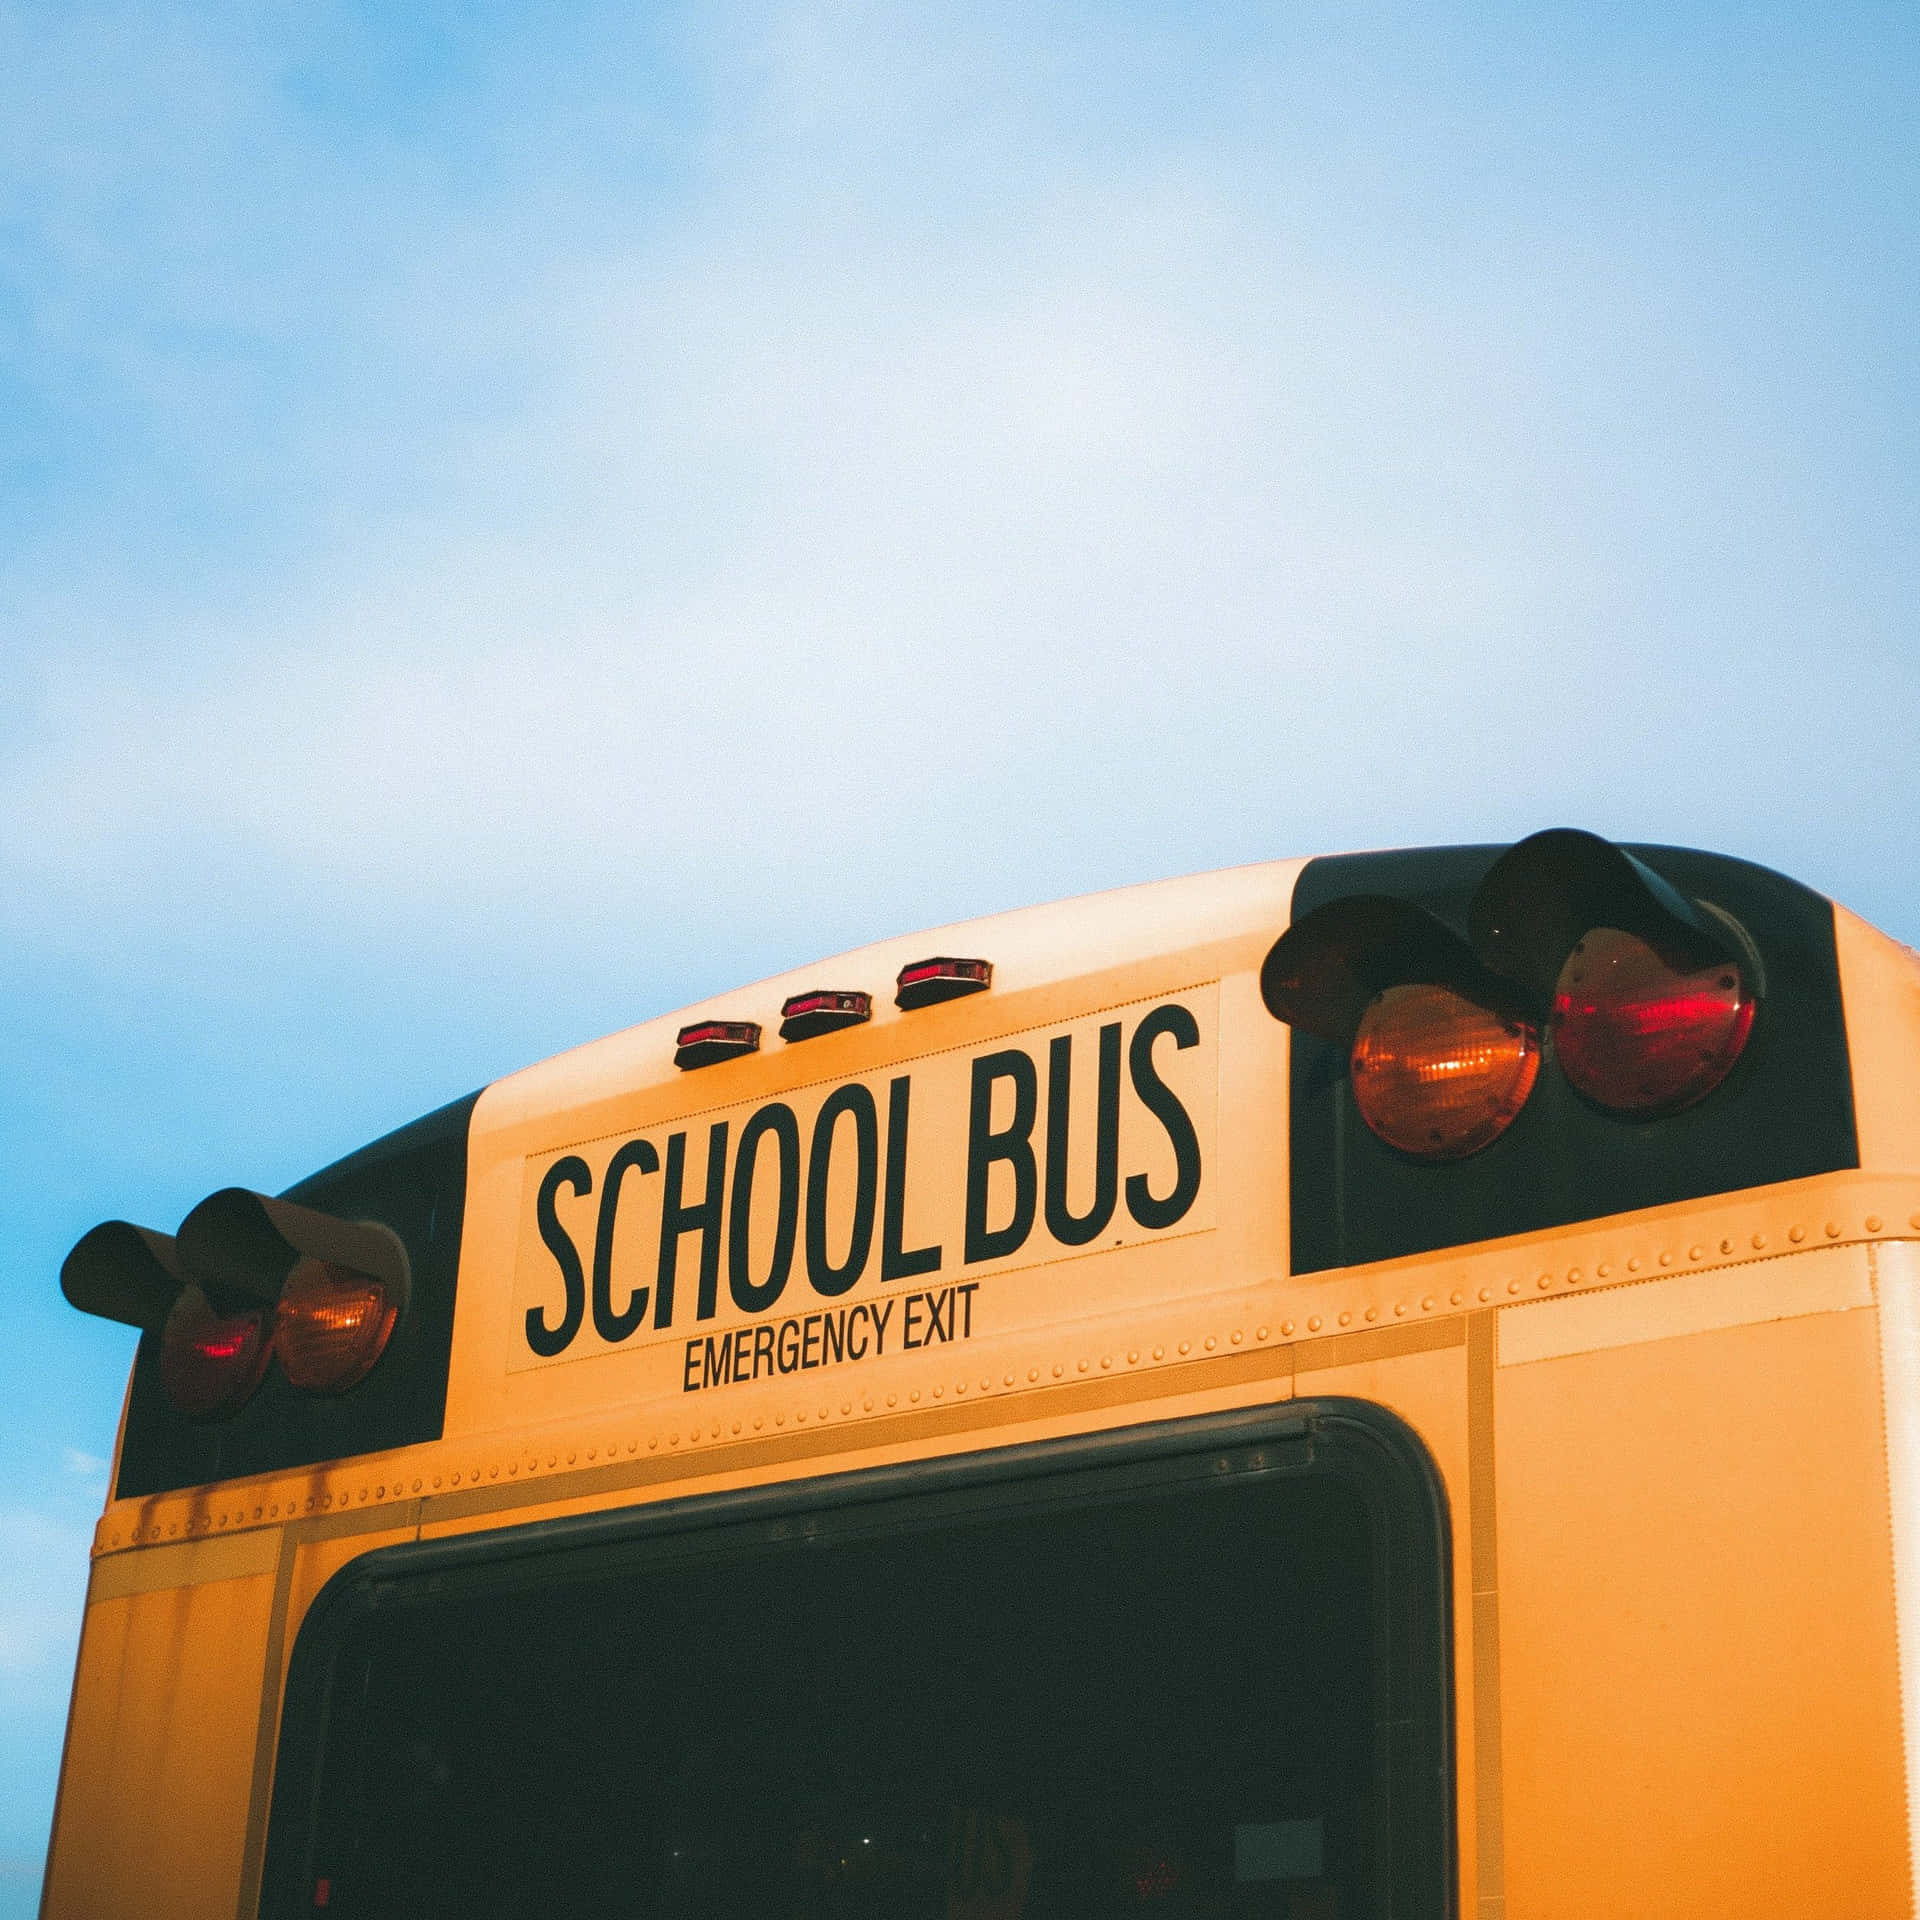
[2,1,1916,1903]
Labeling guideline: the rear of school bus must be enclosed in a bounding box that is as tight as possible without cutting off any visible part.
[39,830,1920,1920]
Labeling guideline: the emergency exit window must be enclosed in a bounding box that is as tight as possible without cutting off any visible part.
[271,1416,1449,1920]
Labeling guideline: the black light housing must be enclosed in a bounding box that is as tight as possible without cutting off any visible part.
[175,1189,410,1317]
[779,990,872,1042]
[60,1222,186,1332]
[674,1019,761,1069]
[1468,828,1761,998]
[1260,894,1536,1047]
[895,957,991,1010]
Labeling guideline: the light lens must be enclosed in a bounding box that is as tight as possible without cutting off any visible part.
[1553,927,1755,1116]
[160,1284,273,1419]
[1350,984,1541,1160]
[275,1256,400,1394]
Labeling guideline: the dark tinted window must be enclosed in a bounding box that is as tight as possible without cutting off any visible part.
[267,1412,1449,1920]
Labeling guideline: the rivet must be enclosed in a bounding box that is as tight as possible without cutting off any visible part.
[1395,1303,1408,1317]
[1720,1239,1734,1254]
[413,1478,423,1491]
[1508,1279,1523,1294]
[842,1402,852,1415]
[1536,1275,1550,1290]
[1077,1358,1089,1372]
[1627,1258,1641,1273]
[1179,1341,1192,1354]
[1256,1326,1269,1342]
[1451,1289,1464,1305]
[1338,1313,1351,1327]
[627,1438,638,1453]
[909,1391,920,1404]
[1597,1264,1611,1278]
[1868,1216,1885,1233]
[980,1380,990,1393]
[1281,1321,1294,1336]
[1788,1226,1805,1244]
[652,1434,662,1447]
[1003,1373,1014,1387]
[1478,1288,1492,1302]
[1421,1297,1435,1312]
[670,1430,682,1443]
[585,1449,595,1461]
[1827,1222,1842,1238]
[733,1420,744,1433]
[1054,1362,1065,1376]
[777,1412,787,1424]
[1205,1335,1218,1349]
[507,1463,517,1476]
[1101,1355,1113,1368]
[449,1475,460,1487]
[1689,1244,1705,1260]
[489,1465,499,1479]
[1128,1349,1141,1363]
[1363,1309,1377,1323]
[932,1386,943,1398]
[1566,1270,1582,1285]
[1153,1345,1166,1359]
[1658,1250,1672,1266]
[1307,1317,1322,1332]
[1752,1234,1767,1249]
[886,1394,897,1407]
[547,1455,557,1468]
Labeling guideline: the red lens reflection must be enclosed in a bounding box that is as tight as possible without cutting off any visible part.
[160,1284,273,1419]
[1553,927,1755,1116]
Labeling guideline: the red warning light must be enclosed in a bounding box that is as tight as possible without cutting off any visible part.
[674,1020,762,1070]
[160,1284,274,1419]
[779,990,872,1042]
[1553,927,1755,1116]
[895,957,991,1011]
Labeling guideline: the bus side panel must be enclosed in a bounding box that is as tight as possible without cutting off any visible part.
[1496,1280,1908,1916]
[43,1562,279,1920]
[1296,1335,1472,1914]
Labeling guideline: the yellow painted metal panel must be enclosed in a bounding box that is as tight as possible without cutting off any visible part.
[1497,1304,1909,1916]
[43,1568,278,1920]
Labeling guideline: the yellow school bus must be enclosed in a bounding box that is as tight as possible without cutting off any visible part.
[42,829,1920,1919]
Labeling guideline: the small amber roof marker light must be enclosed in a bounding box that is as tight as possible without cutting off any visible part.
[780,990,872,1042]
[895,957,991,1010]
[675,1019,761,1069]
